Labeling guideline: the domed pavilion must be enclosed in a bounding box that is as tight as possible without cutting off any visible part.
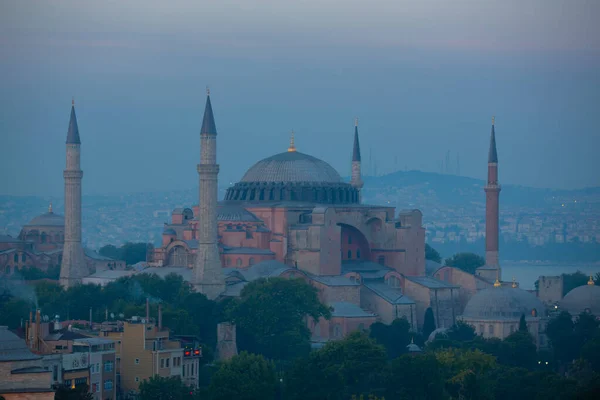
[461,281,547,347]
[560,277,600,316]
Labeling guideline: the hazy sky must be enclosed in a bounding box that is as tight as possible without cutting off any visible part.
[1,0,599,196]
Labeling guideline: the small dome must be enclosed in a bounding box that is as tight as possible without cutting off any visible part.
[240,151,343,184]
[25,211,64,227]
[217,205,261,222]
[560,284,600,316]
[463,287,545,320]
[163,228,176,235]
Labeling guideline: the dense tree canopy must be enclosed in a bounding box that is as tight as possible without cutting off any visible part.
[444,252,486,274]
[54,384,94,400]
[425,243,442,263]
[209,352,277,400]
[422,307,436,339]
[138,376,197,400]
[98,242,152,265]
[369,317,416,359]
[226,277,331,361]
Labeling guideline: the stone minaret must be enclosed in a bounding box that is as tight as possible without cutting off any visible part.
[485,116,501,276]
[60,100,88,288]
[350,118,363,202]
[193,89,225,299]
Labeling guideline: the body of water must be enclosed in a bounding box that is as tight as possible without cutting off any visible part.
[502,264,600,290]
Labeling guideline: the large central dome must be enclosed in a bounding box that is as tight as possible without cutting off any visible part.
[240,151,343,184]
[225,150,359,205]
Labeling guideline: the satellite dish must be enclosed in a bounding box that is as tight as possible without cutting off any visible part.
[119,313,124,318]
[43,315,49,322]
[110,313,115,319]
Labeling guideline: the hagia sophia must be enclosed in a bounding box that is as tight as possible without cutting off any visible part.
[2,92,599,349]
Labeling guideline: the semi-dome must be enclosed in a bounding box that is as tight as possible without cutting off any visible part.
[25,211,64,227]
[163,228,177,235]
[462,287,545,320]
[560,281,600,316]
[225,150,359,205]
[240,151,343,183]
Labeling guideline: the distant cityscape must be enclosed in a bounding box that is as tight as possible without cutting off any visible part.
[2,170,598,262]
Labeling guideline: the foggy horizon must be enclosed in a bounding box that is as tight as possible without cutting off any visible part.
[1,0,599,196]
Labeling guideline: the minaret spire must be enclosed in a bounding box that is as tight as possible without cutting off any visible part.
[350,118,364,202]
[481,115,502,282]
[60,100,88,288]
[193,90,225,299]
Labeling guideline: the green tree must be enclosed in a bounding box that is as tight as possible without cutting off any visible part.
[98,244,121,260]
[209,352,276,400]
[445,321,476,342]
[425,243,442,263]
[369,318,413,359]
[386,354,445,400]
[286,332,388,400]
[54,384,94,400]
[503,331,538,369]
[138,375,196,400]
[546,311,577,365]
[422,307,436,340]
[562,271,590,296]
[120,242,152,265]
[226,277,330,360]
[444,253,485,274]
[519,313,528,332]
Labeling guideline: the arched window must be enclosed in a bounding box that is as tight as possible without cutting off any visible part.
[314,322,321,338]
[14,254,18,263]
[488,325,494,335]
[21,254,26,262]
[356,249,361,259]
[249,257,255,266]
[348,236,352,244]
[236,258,242,267]
[347,250,352,259]
[333,324,342,338]
[226,258,231,266]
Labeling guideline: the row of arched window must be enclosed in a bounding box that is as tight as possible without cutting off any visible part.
[345,249,362,259]
[225,257,256,267]
[12,253,27,263]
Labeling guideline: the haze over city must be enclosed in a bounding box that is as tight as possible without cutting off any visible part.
[1,0,599,196]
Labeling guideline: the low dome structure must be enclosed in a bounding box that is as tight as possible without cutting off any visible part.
[463,286,545,320]
[25,209,64,228]
[560,278,600,316]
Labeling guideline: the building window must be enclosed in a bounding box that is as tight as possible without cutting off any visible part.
[135,377,140,383]
[236,258,242,267]
[356,249,361,259]
[90,364,95,373]
[13,254,18,263]
[92,383,98,393]
[75,377,87,385]
[249,257,255,266]
[104,361,113,372]
[488,325,494,335]
[348,236,352,244]
[510,325,515,334]
[53,365,58,381]
[479,324,484,334]
[334,324,342,338]
[135,358,140,365]
[347,250,352,259]
[104,379,114,390]
[166,358,170,368]
[226,258,231,266]
[191,363,194,375]
[378,255,385,266]
[161,359,165,368]
[21,253,26,262]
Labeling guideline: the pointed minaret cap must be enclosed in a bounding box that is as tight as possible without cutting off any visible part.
[48,203,53,213]
[494,279,502,287]
[352,118,361,162]
[588,275,595,286]
[488,116,498,163]
[512,277,517,288]
[66,98,81,144]
[288,130,296,152]
[201,87,217,135]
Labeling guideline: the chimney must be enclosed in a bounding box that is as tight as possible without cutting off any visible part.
[146,298,150,322]
[158,304,162,330]
[34,309,41,352]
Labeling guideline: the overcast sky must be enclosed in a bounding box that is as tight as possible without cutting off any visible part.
[1,0,599,196]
